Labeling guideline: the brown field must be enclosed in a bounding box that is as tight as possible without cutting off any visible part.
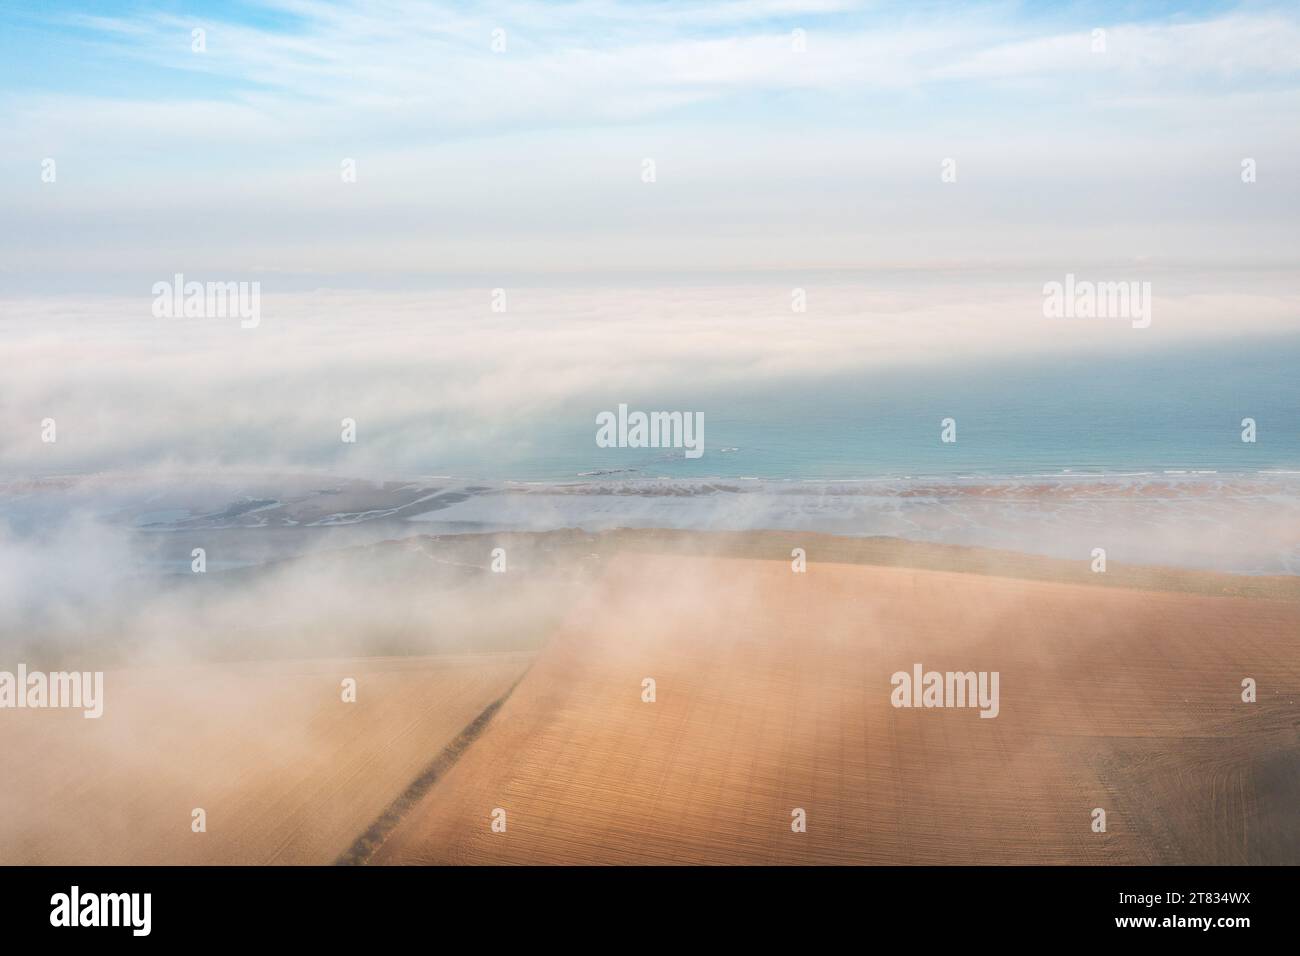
[0,653,531,864]
[372,552,1300,865]
[4,530,1298,865]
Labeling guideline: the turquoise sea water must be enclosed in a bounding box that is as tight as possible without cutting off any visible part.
[423,336,1300,481]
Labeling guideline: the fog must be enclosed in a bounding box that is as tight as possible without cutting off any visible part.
[4,279,1297,476]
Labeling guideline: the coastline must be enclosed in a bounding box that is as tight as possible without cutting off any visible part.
[6,468,1296,575]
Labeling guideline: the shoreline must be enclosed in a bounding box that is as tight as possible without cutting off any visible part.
[4,470,1299,577]
[8,465,1300,487]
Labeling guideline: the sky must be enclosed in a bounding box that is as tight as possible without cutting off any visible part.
[1,0,1299,285]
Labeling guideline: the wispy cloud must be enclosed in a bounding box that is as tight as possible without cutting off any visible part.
[2,2,1298,276]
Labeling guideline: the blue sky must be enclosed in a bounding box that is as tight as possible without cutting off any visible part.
[1,0,1298,282]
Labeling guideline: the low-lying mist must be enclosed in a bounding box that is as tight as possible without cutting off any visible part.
[0,510,600,669]
[4,281,1297,476]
